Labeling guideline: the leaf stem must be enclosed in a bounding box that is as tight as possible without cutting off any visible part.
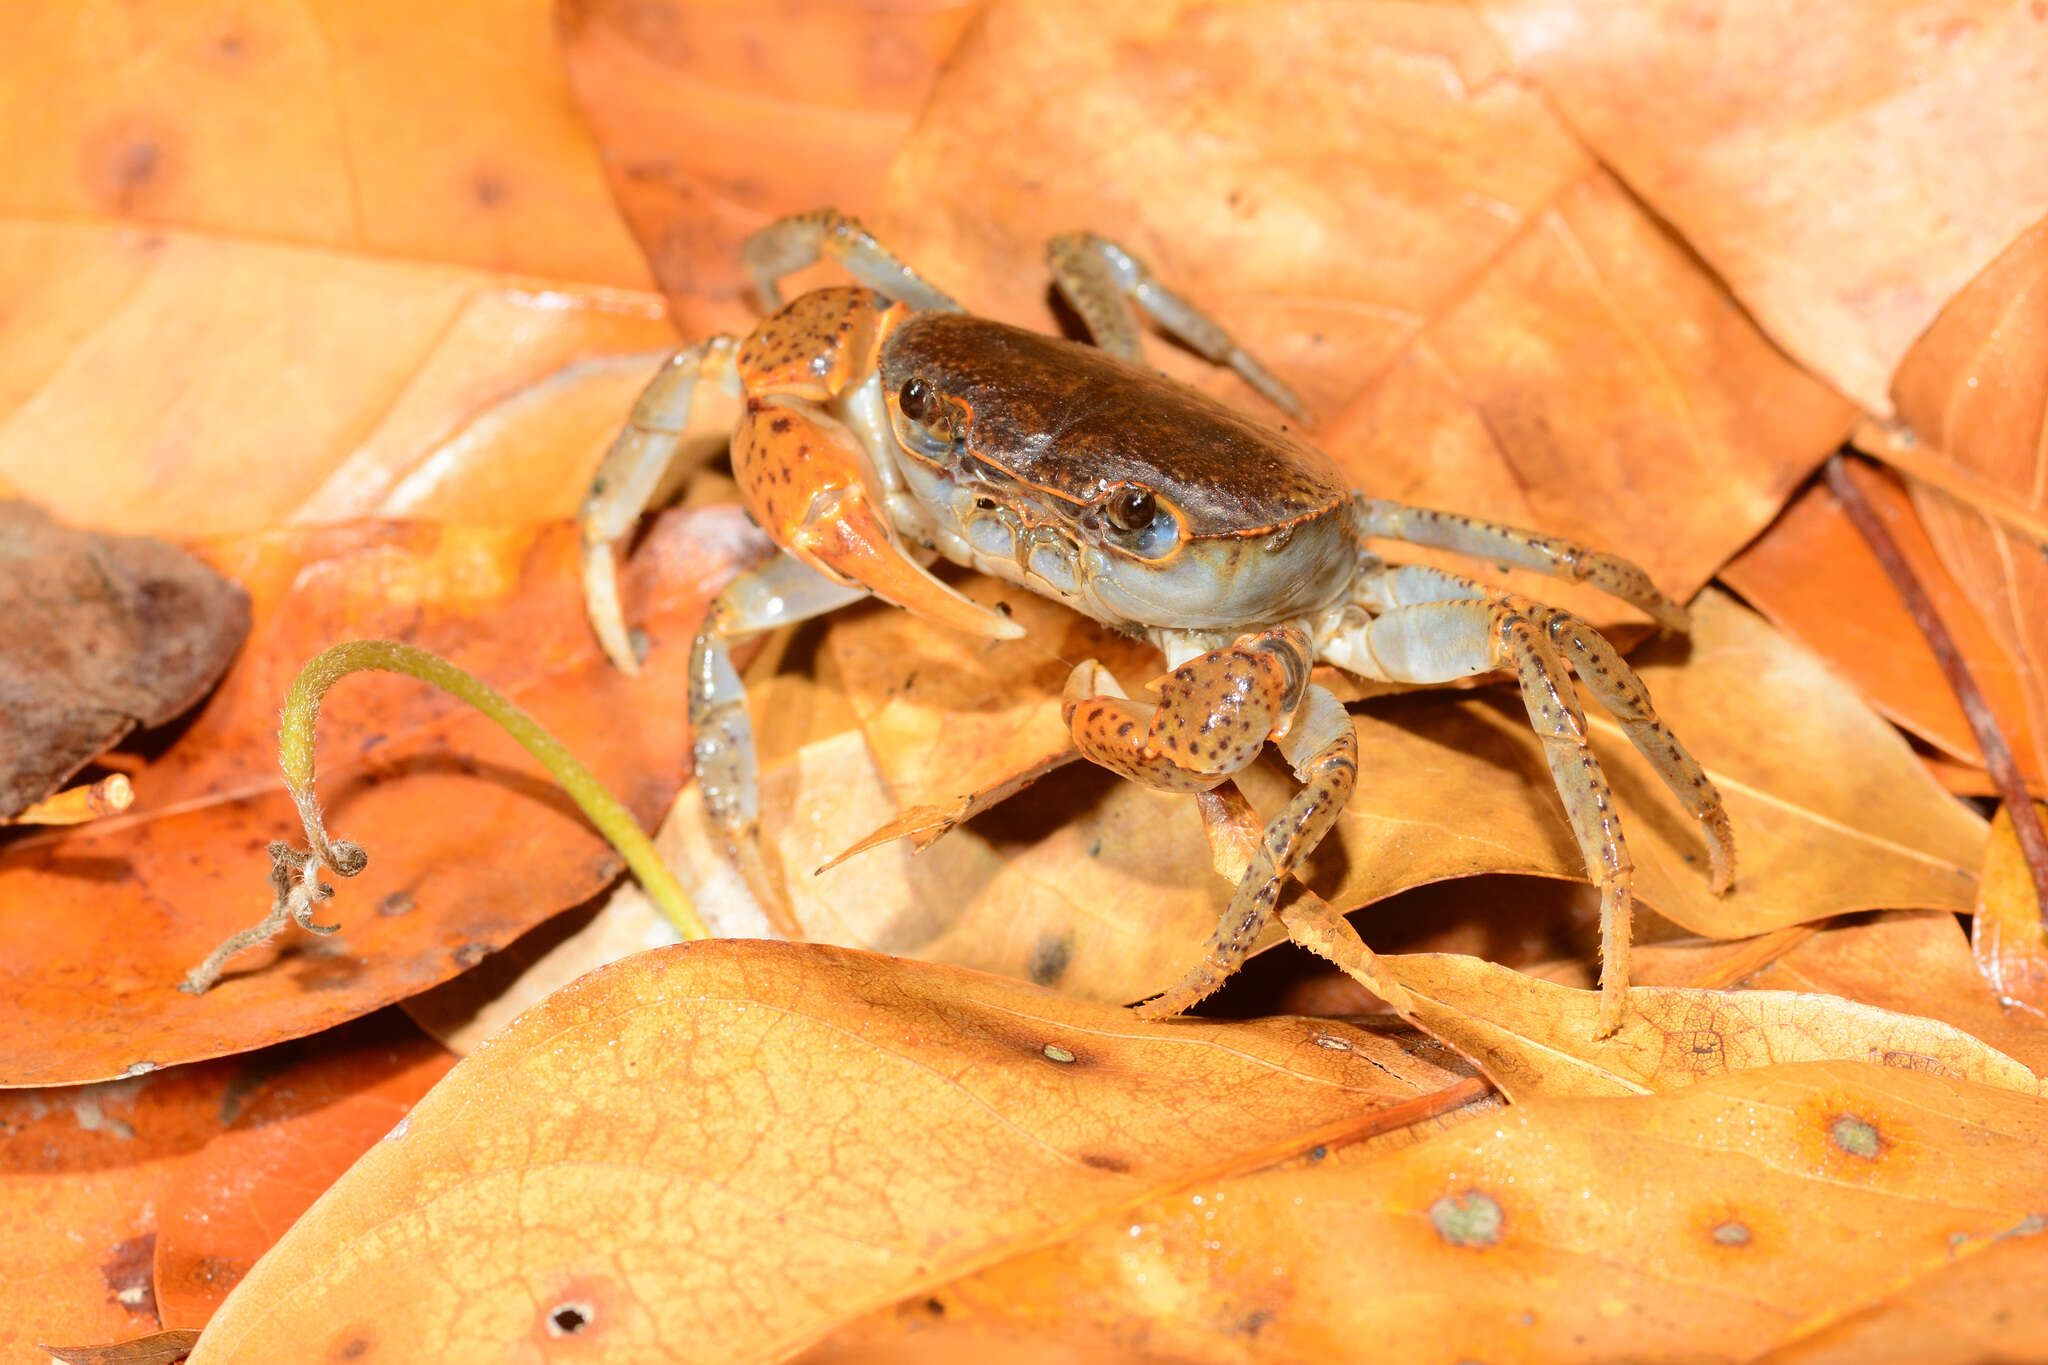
[183,639,706,993]
[1824,453,2048,926]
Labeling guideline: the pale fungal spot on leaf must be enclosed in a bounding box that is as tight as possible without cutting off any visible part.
[1711,1219,1751,1247]
[1829,1114,1882,1159]
[1429,1190,1504,1247]
[1042,1043,1076,1063]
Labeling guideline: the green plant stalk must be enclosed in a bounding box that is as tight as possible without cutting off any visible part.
[279,639,708,941]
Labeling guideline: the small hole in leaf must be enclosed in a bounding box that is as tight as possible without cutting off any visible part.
[547,1301,595,1337]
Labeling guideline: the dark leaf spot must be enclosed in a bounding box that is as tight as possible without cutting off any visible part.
[1027,932,1072,986]
[99,1233,158,1319]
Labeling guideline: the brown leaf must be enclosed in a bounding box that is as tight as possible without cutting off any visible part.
[0,508,758,1085]
[1888,216,2048,791]
[1481,0,2048,415]
[1973,801,2048,1021]
[879,0,1852,632]
[560,0,977,335]
[804,1063,2048,1364]
[1720,464,2044,788]
[185,940,1472,1364]
[0,0,652,286]
[0,501,249,818]
[1282,589,1987,940]
[42,1329,201,1365]
[1369,952,2039,1101]
[153,1015,456,1327]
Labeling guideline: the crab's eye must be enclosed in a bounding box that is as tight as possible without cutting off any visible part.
[898,377,934,423]
[1107,486,1157,532]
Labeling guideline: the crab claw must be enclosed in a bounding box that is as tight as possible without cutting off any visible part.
[732,399,1022,641]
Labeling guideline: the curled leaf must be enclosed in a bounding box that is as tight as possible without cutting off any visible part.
[0,501,249,819]
[1973,801,2048,1020]
[188,940,1472,1364]
[1371,952,2040,1101]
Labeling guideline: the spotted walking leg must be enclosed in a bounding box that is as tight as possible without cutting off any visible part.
[1324,582,1649,1035]
[1061,627,1359,1017]
[690,556,870,937]
[1045,231,1312,424]
[740,208,961,314]
[1353,497,1689,633]
[1141,685,1356,1019]
[1345,563,1735,892]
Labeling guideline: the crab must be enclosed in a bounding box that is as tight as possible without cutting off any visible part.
[579,209,1735,1036]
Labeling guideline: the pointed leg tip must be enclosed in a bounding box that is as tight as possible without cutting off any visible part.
[1593,989,1627,1039]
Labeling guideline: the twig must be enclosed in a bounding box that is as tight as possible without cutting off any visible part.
[1824,453,2048,926]
[3,774,132,826]
[182,639,707,993]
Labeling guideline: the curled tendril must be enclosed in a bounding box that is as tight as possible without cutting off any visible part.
[180,640,706,995]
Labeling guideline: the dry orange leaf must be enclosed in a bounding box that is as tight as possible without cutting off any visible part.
[0,1059,243,1359]
[667,729,1230,1007]
[1634,910,2048,1080]
[1888,216,2048,790]
[823,578,1153,842]
[1973,801,2048,1021]
[152,1013,456,1328]
[560,0,978,336]
[1277,589,1987,942]
[878,0,1853,632]
[187,939,1474,1364]
[805,1063,2048,1364]
[1721,463,2043,787]
[0,0,651,287]
[0,0,695,541]
[1367,952,2039,1102]
[1751,1218,2048,1364]
[0,223,678,538]
[1482,0,2048,416]
[680,586,1984,1009]
[0,508,756,1085]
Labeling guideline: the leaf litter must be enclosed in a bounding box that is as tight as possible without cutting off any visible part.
[2,0,2045,1358]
